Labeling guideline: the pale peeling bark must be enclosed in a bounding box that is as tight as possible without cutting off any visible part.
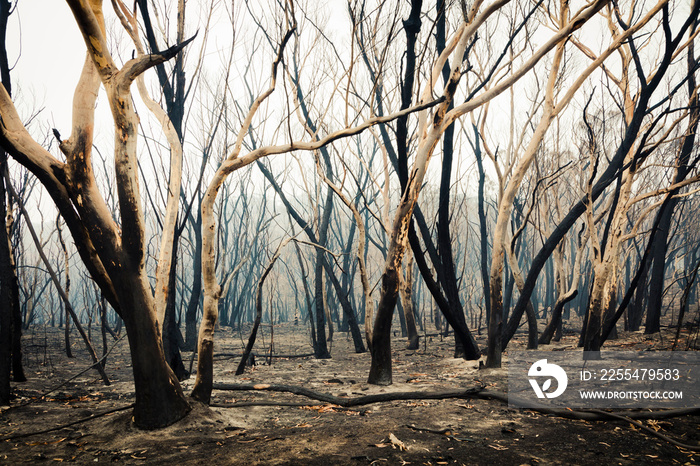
[367,0,601,381]
[581,13,638,351]
[585,160,637,351]
[0,85,119,310]
[112,0,184,328]
[192,20,296,402]
[69,0,192,428]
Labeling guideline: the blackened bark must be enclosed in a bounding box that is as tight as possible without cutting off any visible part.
[0,152,12,404]
[473,124,491,323]
[288,56,366,354]
[117,271,191,427]
[539,290,578,345]
[644,18,697,334]
[409,224,480,357]
[313,177,334,358]
[435,0,472,358]
[163,235,189,380]
[293,239,317,348]
[99,293,108,368]
[0,4,23,385]
[367,266,400,385]
[646,203,682,335]
[339,220,357,332]
[629,260,648,331]
[184,212,202,350]
[361,0,478,359]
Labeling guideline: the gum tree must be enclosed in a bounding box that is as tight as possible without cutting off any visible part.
[0,0,192,428]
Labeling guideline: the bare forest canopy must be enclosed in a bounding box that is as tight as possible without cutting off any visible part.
[0,0,699,438]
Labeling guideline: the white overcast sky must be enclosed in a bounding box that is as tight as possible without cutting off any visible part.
[8,2,85,128]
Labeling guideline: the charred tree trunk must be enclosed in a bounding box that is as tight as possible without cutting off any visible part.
[364,0,479,360]
[434,0,473,358]
[0,151,12,404]
[313,246,331,358]
[0,1,23,390]
[184,212,202,351]
[474,125,491,324]
[163,236,189,380]
[645,203,677,334]
[368,263,401,385]
[638,11,697,336]
[539,290,578,345]
[117,272,191,427]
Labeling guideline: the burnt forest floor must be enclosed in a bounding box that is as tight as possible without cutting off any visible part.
[1,320,699,465]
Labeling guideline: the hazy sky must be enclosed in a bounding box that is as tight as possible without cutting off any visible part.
[8,2,85,128]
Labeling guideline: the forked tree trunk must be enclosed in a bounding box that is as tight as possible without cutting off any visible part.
[539,290,578,345]
[369,8,482,384]
[116,272,190,428]
[0,0,196,428]
[583,263,610,352]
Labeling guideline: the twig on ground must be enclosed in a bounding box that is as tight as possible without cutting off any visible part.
[11,334,128,409]
[0,404,134,442]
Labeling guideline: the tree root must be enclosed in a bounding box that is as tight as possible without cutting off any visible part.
[213,382,485,407]
[213,383,700,450]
